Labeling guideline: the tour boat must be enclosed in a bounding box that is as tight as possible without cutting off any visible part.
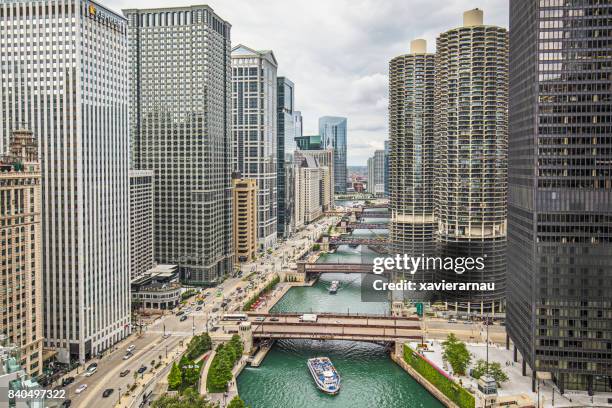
[329,280,339,294]
[307,357,341,395]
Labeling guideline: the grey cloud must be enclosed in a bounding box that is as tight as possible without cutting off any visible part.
[106,0,509,164]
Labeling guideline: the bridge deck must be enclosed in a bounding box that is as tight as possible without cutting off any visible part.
[247,314,422,342]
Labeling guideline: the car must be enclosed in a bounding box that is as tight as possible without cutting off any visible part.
[61,399,72,407]
[84,367,97,376]
[448,318,458,324]
[254,316,265,322]
[123,352,133,360]
[212,307,219,313]
[137,365,147,374]
[86,363,97,371]
[270,317,279,322]
[102,388,114,398]
[119,369,130,377]
[62,377,75,387]
[180,315,188,322]
[127,344,136,352]
[196,306,202,311]
[176,311,184,316]
[75,384,88,394]
[162,333,171,339]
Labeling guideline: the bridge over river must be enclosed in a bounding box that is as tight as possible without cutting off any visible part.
[246,312,422,343]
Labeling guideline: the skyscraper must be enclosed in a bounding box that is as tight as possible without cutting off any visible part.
[232,177,258,264]
[383,140,389,197]
[293,111,303,142]
[435,10,508,312]
[296,135,321,151]
[294,149,335,211]
[232,45,278,250]
[367,150,386,197]
[389,39,436,279]
[0,129,43,376]
[129,170,154,281]
[319,116,347,194]
[1,0,131,363]
[124,6,234,284]
[277,77,296,238]
[508,1,612,393]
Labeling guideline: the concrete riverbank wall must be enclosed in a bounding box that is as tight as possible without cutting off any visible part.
[391,351,460,408]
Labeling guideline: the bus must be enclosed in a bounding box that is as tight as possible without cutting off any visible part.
[221,313,248,322]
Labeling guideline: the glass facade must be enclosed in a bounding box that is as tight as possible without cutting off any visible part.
[277,77,295,238]
[319,116,347,193]
[125,6,234,285]
[232,45,278,250]
[508,0,612,394]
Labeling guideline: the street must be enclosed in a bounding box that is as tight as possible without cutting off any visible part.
[61,215,339,408]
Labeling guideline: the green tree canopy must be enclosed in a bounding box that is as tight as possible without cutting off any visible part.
[442,334,471,375]
[168,362,183,391]
[227,395,247,408]
[471,359,509,386]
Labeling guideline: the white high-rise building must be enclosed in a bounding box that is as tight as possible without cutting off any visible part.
[232,44,278,250]
[0,0,131,363]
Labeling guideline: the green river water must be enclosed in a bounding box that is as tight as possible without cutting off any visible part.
[237,236,443,408]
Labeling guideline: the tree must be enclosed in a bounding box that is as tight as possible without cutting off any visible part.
[227,396,247,408]
[442,334,471,375]
[152,388,215,408]
[471,359,509,386]
[168,362,182,391]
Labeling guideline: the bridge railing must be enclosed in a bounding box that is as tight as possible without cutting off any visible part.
[246,311,421,321]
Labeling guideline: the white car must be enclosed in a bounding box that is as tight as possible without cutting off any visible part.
[84,367,97,376]
[123,352,133,360]
[75,384,88,394]
[127,344,136,352]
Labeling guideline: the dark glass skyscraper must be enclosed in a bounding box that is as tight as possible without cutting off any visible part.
[508,0,612,394]
[277,77,296,238]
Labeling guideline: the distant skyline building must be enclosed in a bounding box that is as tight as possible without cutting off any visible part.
[294,156,330,228]
[319,116,347,194]
[129,170,154,281]
[388,39,436,282]
[232,44,278,250]
[293,111,303,144]
[296,135,321,151]
[294,149,335,211]
[434,9,508,312]
[125,5,234,285]
[0,129,43,377]
[1,0,131,363]
[507,0,612,394]
[277,77,296,238]
[367,150,386,197]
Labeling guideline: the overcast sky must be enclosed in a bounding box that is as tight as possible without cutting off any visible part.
[106,0,509,165]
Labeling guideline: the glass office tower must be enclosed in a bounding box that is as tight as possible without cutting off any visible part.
[124,6,234,284]
[277,77,296,238]
[508,0,612,394]
[319,116,347,193]
[232,45,278,250]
